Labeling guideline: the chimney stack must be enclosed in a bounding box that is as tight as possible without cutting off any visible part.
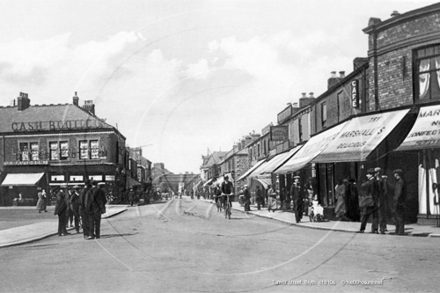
[83,100,95,115]
[328,71,340,89]
[299,92,316,108]
[73,92,79,106]
[17,92,30,111]
[391,11,400,17]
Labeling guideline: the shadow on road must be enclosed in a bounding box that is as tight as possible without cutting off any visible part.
[100,233,138,239]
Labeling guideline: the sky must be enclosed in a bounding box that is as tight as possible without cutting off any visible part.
[0,0,437,174]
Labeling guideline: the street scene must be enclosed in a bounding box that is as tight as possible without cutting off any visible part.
[1,0,440,292]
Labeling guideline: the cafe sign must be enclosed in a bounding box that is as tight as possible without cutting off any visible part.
[11,119,107,132]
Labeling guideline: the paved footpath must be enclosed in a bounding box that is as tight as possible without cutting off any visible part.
[208,199,440,238]
[0,205,127,248]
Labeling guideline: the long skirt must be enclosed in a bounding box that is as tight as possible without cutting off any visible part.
[335,196,346,217]
[36,199,44,211]
[267,197,277,211]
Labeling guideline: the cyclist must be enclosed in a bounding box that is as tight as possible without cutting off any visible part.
[221,175,234,210]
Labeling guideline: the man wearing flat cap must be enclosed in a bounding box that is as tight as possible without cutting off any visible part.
[392,169,406,235]
[375,167,389,234]
[358,168,379,233]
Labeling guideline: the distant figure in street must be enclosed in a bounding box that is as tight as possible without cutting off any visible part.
[41,190,47,211]
[375,167,390,234]
[36,187,46,213]
[54,185,69,236]
[242,185,251,212]
[221,175,234,208]
[392,169,406,235]
[358,169,379,233]
[79,180,92,240]
[334,179,348,220]
[256,186,263,210]
[70,186,81,233]
[267,185,277,212]
[292,176,303,223]
[128,189,135,206]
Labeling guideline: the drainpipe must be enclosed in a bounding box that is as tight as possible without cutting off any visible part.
[373,29,380,111]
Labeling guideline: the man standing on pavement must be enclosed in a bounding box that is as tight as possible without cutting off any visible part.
[358,169,379,233]
[70,186,81,233]
[243,185,251,212]
[79,180,91,239]
[291,176,303,223]
[86,181,107,239]
[393,169,406,235]
[54,184,69,236]
[256,185,263,210]
[375,167,389,234]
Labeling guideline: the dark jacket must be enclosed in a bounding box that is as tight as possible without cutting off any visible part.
[54,190,68,215]
[359,178,378,208]
[394,178,406,208]
[221,181,233,195]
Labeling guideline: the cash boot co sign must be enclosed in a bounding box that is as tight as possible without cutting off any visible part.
[270,126,288,142]
[11,119,106,132]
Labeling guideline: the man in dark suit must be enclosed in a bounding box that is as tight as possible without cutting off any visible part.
[358,169,379,233]
[87,181,107,239]
[79,180,92,239]
[393,169,406,235]
[55,184,69,236]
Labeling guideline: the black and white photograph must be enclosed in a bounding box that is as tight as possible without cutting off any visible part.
[1,0,440,292]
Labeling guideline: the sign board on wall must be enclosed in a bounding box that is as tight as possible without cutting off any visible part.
[270,126,288,141]
[4,160,48,166]
[351,80,359,109]
[11,119,107,132]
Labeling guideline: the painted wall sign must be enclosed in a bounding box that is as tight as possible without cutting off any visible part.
[11,119,107,132]
[351,80,359,109]
[270,126,289,141]
[4,160,49,166]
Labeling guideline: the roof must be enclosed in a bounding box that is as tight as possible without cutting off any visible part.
[0,104,117,135]
[200,151,227,168]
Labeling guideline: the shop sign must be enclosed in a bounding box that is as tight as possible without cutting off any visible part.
[105,175,115,181]
[70,175,83,182]
[351,80,359,109]
[89,175,102,181]
[51,175,65,182]
[270,126,288,141]
[277,106,292,124]
[11,119,107,132]
[4,160,48,166]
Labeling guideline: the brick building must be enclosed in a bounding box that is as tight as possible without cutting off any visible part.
[0,92,128,206]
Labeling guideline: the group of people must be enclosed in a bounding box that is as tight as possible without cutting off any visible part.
[213,175,235,211]
[54,180,107,239]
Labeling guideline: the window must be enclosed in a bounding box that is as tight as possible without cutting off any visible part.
[415,45,440,102]
[30,143,39,161]
[49,142,59,160]
[90,140,99,159]
[298,117,303,142]
[60,141,69,160]
[321,102,327,128]
[19,143,29,161]
[79,141,88,159]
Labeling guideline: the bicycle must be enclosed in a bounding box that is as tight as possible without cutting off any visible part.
[222,193,233,219]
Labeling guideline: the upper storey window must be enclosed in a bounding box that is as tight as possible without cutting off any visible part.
[416,45,440,103]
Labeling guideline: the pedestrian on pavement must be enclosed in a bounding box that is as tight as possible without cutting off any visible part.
[375,167,390,234]
[256,185,263,210]
[54,185,69,236]
[70,186,81,233]
[304,178,315,215]
[267,185,277,212]
[292,176,303,223]
[79,180,92,239]
[41,189,48,211]
[36,187,45,213]
[66,188,74,228]
[392,169,406,235]
[128,189,135,206]
[280,187,286,212]
[243,185,251,212]
[334,179,348,220]
[358,169,379,233]
[346,179,360,221]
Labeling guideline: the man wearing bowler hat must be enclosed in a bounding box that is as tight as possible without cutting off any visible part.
[375,167,389,234]
[392,169,406,235]
[358,169,379,233]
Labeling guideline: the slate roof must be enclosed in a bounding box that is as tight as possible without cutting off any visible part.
[0,104,116,134]
[200,151,227,168]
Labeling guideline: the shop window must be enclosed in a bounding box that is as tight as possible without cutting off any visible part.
[321,102,327,128]
[49,142,59,160]
[415,45,440,103]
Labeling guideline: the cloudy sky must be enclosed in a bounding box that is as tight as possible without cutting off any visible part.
[0,0,436,173]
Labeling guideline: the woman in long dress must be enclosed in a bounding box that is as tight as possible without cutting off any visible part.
[36,188,44,213]
[267,185,277,212]
[334,179,347,220]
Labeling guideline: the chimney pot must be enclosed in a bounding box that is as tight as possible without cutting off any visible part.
[301,92,307,98]
[73,92,79,106]
[292,102,299,108]
[391,11,400,17]
[339,71,345,78]
[309,92,314,98]
[331,71,337,78]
